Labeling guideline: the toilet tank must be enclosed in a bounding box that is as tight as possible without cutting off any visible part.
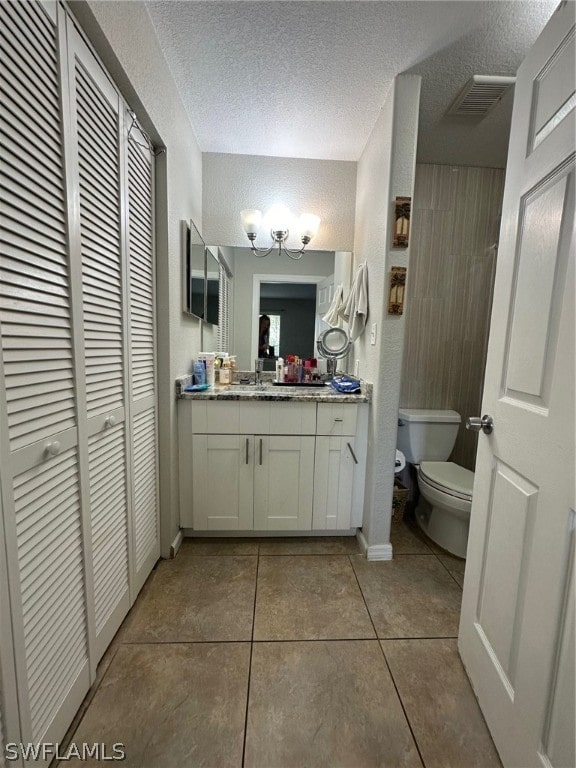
[397,409,461,463]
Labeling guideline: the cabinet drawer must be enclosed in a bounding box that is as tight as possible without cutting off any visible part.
[267,403,316,435]
[190,402,240,433]
[316,403,358,436]
[190,401,317,435]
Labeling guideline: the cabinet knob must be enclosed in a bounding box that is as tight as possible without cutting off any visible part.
[45,441,61,457]
[104,415,117,429]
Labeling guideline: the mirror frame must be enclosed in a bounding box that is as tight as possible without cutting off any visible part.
[181,219,206,320]
[251,274,327,364]
[205,246,220,326]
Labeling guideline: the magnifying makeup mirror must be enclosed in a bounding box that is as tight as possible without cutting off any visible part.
[316,327,351,377]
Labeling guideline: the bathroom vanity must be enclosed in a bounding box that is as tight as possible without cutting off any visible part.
[177,382,370,533]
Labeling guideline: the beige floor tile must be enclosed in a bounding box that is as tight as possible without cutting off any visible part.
[245,640,423,768]
[390,520,434,555]
[121,556,257,642]
[259,536,360,556]
[180,536,259,556]
[254,555,375,640]
[351,554,462,638]
[437,553,466,587]
[382,639,502,768]
[65,643,250,768]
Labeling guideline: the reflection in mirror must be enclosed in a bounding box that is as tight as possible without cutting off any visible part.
[182,220,205,319]
[197,247,351,370]
[259,282,317,361]
[205,247,220,326]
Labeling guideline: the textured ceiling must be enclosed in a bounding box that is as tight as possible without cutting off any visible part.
[145,0,557,167]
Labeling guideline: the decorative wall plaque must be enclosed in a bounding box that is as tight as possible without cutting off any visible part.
[388,266,407,315]
[393,196,411,247]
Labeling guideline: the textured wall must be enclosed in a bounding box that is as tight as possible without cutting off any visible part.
[80,0,203,556]
[202,153,357,251]
[401,164,505,470]
[352,75,422,553]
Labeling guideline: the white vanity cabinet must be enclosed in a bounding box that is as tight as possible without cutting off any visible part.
[180,401,316,530]
[313,404,368,530]
[178,397,368,532]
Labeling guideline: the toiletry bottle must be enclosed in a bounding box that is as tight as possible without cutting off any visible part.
[219,354,231,384]
[193,360,206,386]
[276,357,284,382]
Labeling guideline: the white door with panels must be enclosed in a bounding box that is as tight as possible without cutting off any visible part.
[0,1,92,752]
[0,0,159,758]
[126,118,160,596]
[65,18,131,662]
[459,4,575,767]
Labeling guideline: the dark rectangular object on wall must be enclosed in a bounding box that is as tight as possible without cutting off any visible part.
[393,196,411,247]
[388,267,407,315]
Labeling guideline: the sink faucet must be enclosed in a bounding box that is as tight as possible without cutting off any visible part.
[255,358,264,385]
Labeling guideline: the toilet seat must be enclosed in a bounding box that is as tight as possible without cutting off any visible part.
[419,461,474,502]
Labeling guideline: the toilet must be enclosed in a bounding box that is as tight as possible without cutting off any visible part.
[397,408,474,558]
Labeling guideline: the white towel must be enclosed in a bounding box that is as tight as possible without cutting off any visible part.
[322,283,345,328]
[342,262,369,341]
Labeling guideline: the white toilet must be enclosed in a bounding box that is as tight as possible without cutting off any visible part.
[397,408,474,558]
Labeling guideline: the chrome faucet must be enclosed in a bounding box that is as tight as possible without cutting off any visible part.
[255,358,264,385]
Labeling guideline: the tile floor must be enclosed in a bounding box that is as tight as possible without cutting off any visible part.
[62,517,502,768]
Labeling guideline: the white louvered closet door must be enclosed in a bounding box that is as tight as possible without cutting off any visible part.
[126,123,160,594]
[0,0,91,752]
[65,20,131,660]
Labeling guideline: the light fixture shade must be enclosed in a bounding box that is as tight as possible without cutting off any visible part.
[264,204,292,233]
[240,209,262,235]
[299,213,321,240]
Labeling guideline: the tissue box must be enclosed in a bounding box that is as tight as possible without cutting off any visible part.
[391,480,409,524]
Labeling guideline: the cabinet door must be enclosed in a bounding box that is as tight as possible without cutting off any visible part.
[192,435,253,530]
[313,436,359,530]
[254,436,315,531]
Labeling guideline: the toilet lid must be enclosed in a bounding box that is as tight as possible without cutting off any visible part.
[419,461,474,500]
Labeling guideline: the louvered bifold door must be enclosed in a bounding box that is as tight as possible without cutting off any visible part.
[126,120,159,596]
[0,0,91,753]
[65,20,131,660]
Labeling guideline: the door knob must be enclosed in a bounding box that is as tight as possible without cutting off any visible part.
[466,415,494,435]
[104,415,117,429]
[45,441,61,456]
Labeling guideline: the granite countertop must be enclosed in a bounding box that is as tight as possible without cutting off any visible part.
[176,375,371,403]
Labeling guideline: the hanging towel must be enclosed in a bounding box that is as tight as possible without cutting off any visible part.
[342,262,369,341]
[322,283,345,328]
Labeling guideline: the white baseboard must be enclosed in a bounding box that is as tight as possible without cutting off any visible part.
[170,529,184,558]
[356,531,393,561]
[356,530,368,554]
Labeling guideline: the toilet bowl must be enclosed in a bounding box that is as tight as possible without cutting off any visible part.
[397,408,475,559]
[415,461,474,558]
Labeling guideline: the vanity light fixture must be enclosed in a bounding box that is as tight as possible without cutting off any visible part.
[240,205,320,260]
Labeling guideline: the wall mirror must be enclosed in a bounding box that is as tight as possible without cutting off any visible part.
[201,246,352,370]
[182,219,206,319]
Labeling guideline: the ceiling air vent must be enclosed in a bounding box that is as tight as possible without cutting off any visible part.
[446,75,516,118]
